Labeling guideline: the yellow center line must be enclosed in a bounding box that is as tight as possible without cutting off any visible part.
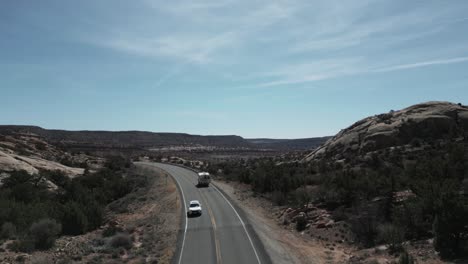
[199,190,222,264]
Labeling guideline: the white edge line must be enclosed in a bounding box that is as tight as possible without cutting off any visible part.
[212,184,262,264]
[166,168,188,264]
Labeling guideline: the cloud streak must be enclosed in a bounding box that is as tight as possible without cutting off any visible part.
[249,56,468,88]
[89,31,238,64]
[241,58,365,88]
[84,1,300,64]
[373,56,468,73]
[79,0,468,89]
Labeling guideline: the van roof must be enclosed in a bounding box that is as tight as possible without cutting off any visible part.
[198,172,210,176]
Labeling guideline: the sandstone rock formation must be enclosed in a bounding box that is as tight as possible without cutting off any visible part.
[304,101,468,161]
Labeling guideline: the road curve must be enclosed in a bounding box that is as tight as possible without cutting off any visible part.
[137,162,271,264]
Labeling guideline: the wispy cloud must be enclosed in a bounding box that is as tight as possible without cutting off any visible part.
[248,55,468,88]
[245,58,364,88]
[88,31,238,64]
[79,0,468,89]
[373,56,468,73]
[240,2,297,29]
[146,0,234,15]
[85,0,299,64]
[288,1,456,54]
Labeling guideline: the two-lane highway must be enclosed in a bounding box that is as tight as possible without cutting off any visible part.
[138,162,270,264]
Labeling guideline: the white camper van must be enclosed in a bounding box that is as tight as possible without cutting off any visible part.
[197,172,211,187]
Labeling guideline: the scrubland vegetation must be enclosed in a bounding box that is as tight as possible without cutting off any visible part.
[0,156,133,252]
[210,141,468,259]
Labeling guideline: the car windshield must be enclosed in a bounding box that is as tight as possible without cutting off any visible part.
[190,204,199,208]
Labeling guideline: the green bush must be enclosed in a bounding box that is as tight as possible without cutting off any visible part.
[0,158,135,249]
[295,215,308,232]
[433,201,468,258]
[8,237,35,253]
[31,255,53,264]
[102,225,123,238]
[35,142,47,151]
[398,250,414,264]
[29,218,61,250]
[1,222,16,239]
[349,207,379,247]
[377,223,404,252]
[109,233,132,249]
[61,201,88,235]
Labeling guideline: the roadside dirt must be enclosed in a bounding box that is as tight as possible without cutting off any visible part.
[213,180,352,264]
[0,163,180,264]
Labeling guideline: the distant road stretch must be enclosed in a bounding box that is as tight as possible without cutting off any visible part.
[137,162,270,264]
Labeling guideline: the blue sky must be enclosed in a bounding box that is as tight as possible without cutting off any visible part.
[1,0,468,138]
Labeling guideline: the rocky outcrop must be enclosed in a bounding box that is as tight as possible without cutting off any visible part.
[279,204,334,229]
[0,150,84,177]
[304,102,468,161]
[0,133,86,177]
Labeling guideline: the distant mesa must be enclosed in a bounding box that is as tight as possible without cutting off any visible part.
[0,126,329,151]
[246,137,331,150]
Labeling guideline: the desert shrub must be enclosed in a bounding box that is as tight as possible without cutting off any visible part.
[31,255,54,264]
[1,170,49,203]
[271,190,287,205]
[106,156,131,171]
[0,157,136,247]
[29,218,61,250]
[292,187,312,207]
[102,225,123,237]
[56,257,73,264]
[350,204,380,247]
[407,146,468,257]
[61,201,88,235]
[376,113,392,121]
[35,142,47,151]
[59,157,74,167]
[433,201,468,258]
[392,198,429,239]
[8,237,35,253]
[377,223,404,252]
[398,249,414,264]
[211,142,468,254]
[44,170,70,188]
[296,216,308,232]
[1,222,16,239]
[109,233,132,249]
[331,206,349,222]
[409,138,422,147]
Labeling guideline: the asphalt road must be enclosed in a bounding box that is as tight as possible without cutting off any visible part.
[138,162,270,264]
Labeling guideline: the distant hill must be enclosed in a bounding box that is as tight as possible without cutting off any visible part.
[0,126,253,149]
[247,137,331,150]
[0,126,329,151]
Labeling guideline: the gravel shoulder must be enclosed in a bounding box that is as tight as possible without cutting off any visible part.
[213,180,349,264]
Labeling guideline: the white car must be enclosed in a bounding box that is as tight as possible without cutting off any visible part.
[187,200,202,217]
